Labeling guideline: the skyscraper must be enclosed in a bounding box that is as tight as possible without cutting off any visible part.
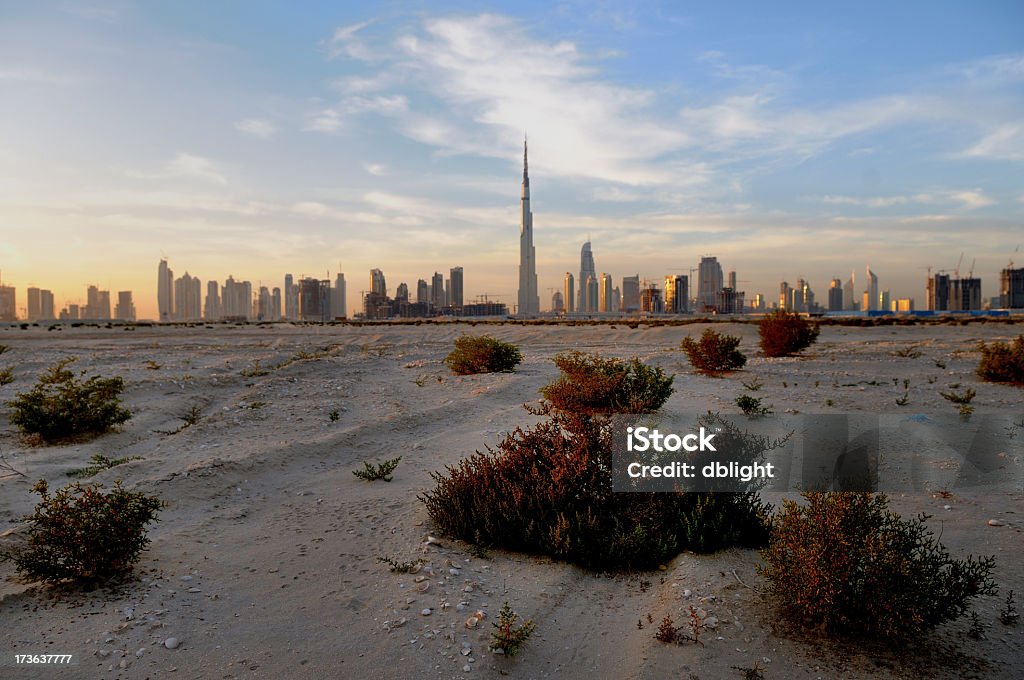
[416,279,428,304]
[563,272,575,314]
[114,291,136,321]
[39,290,54,320]
[621,275,640,313]
[431,272,445,309]
[450,267,464,310]
[205,281,221,320]
[173,273,201,321]
[866,266,878,311]
[333,272,347,319]
[284,274,296,320]
[599,273,613,312]
[828,278,843,312]
[272,287,282,320]
[999,267,1024,309]
[370,269,387,297]
[551,291,564,313]
[27,287,41,321]
[843,271,856,310]
[578,242,596,313]
[697,257,724,311]
[158,259,173,322]
[585,275,599,313]
[0,282,15,321]
[664,275,688,313]
[517,139,540,316]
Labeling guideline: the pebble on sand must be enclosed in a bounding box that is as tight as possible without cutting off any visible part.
[164,637,180,650]
[987,519,1006,527]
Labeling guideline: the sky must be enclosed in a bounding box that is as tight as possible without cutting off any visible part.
[1,0,1022,319]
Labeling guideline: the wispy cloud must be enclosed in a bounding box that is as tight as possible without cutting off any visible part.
[821,189,995,209]
[129,153,228,185]
[234,118,277,139]
[959,124,1024,161]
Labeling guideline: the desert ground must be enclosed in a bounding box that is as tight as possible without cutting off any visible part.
[0,320,1022,680]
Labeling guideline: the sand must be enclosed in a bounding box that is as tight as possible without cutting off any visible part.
[0,321,1022,680]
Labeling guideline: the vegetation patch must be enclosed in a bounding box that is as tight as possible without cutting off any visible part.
[760,491,997,638]
[680,328,747,375]
[758,310,820,358]
[976,335,1024,386]
[8,358,131,442]
[540,351,673,414]
[67,453,142,479]
[0,479,162,585]
[444,335,522,375]
[353,457,402,482]
[491,602,536,658]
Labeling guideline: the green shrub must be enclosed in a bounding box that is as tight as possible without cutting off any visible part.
[353,457,401,482]
[444,335,522,375]
[760,491,997,638]
[7,358,131,441]
[0,479,162,585]
[420,409,769,570]
[977,335,1024,386]
[758,310,820,357]
[540,351,673,414]
[0,366,12,386]
[491,602,536,658]
[67,453,141,478]
[735,394,771,416]
[680,328,747,375]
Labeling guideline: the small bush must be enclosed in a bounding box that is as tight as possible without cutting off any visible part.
[758,310,820,358]
[444,335,522,375]
[977,335,1024,386]
[760,491,997,638]
[735,394,772,416]
[376,555,423,573]
[7,358,131,442]
[491,602,536,658]
[0,479,162,585]
[0,367,12,386]
[681,328,747,375]
[940,387,976,417]
[540,351,673,414]
[67,453,141,478]
[353,457,401,482]
[420,409,769,570]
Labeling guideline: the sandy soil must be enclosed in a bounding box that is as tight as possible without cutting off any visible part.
[0,321,1022,680]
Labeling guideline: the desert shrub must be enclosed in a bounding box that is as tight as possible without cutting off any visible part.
[67,453,141,478]
[758,310,820,358]
[444,335,522,375]
[491,602,536,658]
[0,479,162,585]
[0,366,12,386]
[7,358,131,441]
[420,409,769,570]
[352,456,401,482]
[540,351,674,414]
[680,328,747,375]
[735,394,771,415]
[760,491,997,638]
[940,387,976,417]
[977,335,1024,386]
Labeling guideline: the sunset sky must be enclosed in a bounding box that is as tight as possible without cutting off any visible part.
[1,1,1022,318]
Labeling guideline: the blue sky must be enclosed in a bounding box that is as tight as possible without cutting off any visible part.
[1,1,1022,317]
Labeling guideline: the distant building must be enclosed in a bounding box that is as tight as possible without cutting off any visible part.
[158,259,173,322]
[843,273,856,310]
[584,275,599,313]
[395,282,409,303]
[114,291,136,321]
[299,277,329,321]
[40,289,54,320]
[333,272,347,319]
[664,275,688,313]
[599,273,613,312]
[779,281,792,311]
[27,287,41,321]
[621,275,640,314]
[563,273,575,314]
[715,287,744,314]
[205,280,221,320]
[450,266,464,310]
[697,257,723,312]
[173,273,201,321]
[895,298,914,312]
[0,283,15,321]
[432,272,446,310]
[517,139,539,316]
[272,287,282,320]
[284,274,298,320]
[370,269,387,297]
[865,266,878,311]
[578,242,596,313]
[828,278,843,312]
[640,284,663,313]
[551,291,564,313]
[950,277,982,311]
[222,276,252,320]
[1000,266,1024,308]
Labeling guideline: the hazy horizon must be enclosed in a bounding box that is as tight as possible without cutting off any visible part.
[2,2,1022,318]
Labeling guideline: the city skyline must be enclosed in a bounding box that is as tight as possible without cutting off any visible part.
[2,3,1022,318]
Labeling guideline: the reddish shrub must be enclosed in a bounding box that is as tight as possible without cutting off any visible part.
[758,310,819,358]
[680,328,747,375]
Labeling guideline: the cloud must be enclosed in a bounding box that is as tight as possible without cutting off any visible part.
[325,20,375,60]
[129,153,228,185]
[0,66,77,84]
[821,189,995,210]
[234,118,277,139]
[959,124,1024,161]
[365,163,387,176]
[306,108,343,133]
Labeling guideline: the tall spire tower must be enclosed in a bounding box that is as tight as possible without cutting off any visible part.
[517,137,540,315]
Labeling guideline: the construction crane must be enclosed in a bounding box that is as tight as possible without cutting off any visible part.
[968,258,976,279]
[955,252,964,279]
